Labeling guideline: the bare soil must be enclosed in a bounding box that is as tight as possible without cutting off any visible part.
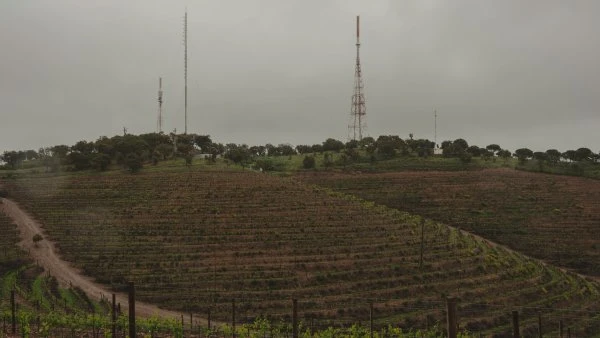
[0,196,198,324]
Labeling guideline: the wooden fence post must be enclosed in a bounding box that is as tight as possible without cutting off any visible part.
[559,320,563,338]
[190,312,193,333]
[512,310,520,338]
[419,218,425,269]
[11,289,16,334]
[446,298,457,338]
[208,308,211,331]
[128,281,136,338]
[370,302,374,338]
[232,299,236,338]
[292,299,298,338]
[538,312,542,338]
[112,294,116,338]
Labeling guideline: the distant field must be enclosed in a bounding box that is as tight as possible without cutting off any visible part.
[297,168,600,278]
[2,169,600,336]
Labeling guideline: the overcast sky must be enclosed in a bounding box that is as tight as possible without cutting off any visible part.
[1,1,598,154]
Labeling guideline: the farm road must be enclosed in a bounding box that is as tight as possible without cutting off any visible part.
[0,196,202,324]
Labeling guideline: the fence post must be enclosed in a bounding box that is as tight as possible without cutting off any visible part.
[112,294,116,338]
[538,312,542,338]
[370,302,374,338]
[512,310,520,338]
[292,299,298,338]
[11,289,16,334]
[190,312,193,333]
[419,218,425,269]
[128,281,136,338]
[446,298,457,338]
[232,299,236,338]
[208,308,211,331]
[559,320,563,338]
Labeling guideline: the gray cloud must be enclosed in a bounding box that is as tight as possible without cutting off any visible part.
[1,0,598,154]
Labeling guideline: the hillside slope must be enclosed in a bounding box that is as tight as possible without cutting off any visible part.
[2,169,600,336]
[297,168,600,278]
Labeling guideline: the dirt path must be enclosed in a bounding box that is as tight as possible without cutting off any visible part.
[0,197,204,325]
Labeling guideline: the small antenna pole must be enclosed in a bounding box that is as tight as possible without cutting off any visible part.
[157,77,163,133]
[434,109,437,148]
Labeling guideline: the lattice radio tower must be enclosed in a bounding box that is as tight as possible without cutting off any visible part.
[349,15,366,141]
[157,77,163,133]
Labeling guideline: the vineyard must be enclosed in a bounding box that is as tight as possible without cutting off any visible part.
[297,168,600,278]
[1,169,600,336]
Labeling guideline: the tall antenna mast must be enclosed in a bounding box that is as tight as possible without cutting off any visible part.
[349,15,367,141]
[157,77,163,133]
[183,10,188,134]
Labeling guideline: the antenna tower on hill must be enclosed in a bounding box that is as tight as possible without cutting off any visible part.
[349,15,367,141]
[157,77,163,133]
[183,10,188,134]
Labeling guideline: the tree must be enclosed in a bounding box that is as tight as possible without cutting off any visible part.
[405,139,434,157]
[1,151,20,169]
[303,155,316,169]
[486,144,501,155]
[255,158,275,171]
[125,153,143,173]
[295,145,312,155]
[25,149,38,160]
[71,140,95,154]
[91,153,111,171]
[67,152,92,171]
[277,144,296,156]
[322,138,345,152]
[561,150,576,162]
[311,144,323,154]
[545,149,561,164]
[155,143,173,160]
[466,146,482,157]
[321,153,335,167]
[514,148,534,164]
[575,147,593,162]
[376,135,405,158]
[497,149,512,160]
[358,136,375,149]
[453,139,469,151]
[194,135,212,153]
[249,145,267,157]
[265,144,278,156]
[440,140,453,150]
[224,144,251,166]
[345,139,359,150]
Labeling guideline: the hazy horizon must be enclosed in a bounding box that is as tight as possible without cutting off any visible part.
[1,1,599,154]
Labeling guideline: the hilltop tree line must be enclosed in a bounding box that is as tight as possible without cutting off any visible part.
[0,132,213,173]
[1,132,598,172]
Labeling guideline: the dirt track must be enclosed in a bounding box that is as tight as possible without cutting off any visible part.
[0,196,200,324]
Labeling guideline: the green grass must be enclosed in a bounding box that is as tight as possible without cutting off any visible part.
[517,159,600,180]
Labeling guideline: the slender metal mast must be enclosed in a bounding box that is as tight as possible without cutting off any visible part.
[434,109,437,147]
[184,10,188,134]
[349,15,366,141]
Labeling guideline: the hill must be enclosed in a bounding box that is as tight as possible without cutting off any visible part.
[2,168,600,336]
[296,168,600,278]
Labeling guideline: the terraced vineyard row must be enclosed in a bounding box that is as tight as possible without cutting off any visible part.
[297,168,600,278]
[2,170,600,336]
